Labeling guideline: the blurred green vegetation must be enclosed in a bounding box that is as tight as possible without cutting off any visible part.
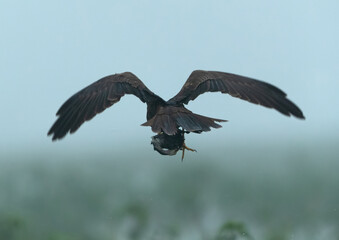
[0,141,338,240]
[215,221,253,240]
[0,214,25,240]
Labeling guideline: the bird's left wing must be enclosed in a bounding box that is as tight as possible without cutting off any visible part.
[48,72,160,140]
[168,70,305,119]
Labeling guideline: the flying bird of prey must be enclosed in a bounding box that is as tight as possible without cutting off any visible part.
[48,70,305,159]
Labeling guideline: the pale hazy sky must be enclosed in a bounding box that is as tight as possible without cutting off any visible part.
[1,0,338,153]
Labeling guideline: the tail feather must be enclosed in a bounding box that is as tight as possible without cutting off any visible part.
[177,112,211,132]
[160,114,177,135]
[151,114,163,133]
[141,106,227,135]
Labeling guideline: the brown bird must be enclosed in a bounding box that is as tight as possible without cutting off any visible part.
[48,70,305,159]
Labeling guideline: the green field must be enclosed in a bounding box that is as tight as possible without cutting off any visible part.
[1,141,338,240]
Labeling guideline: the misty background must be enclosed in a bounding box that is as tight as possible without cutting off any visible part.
[0,0,338,239]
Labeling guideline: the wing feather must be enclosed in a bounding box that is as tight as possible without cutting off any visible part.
[48,72,161,140]
[168,70,305,119]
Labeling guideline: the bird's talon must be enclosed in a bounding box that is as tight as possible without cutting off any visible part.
[181,142,197,161]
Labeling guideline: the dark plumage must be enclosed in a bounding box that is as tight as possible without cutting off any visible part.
[151,131,185,156]
[48,70,305,158]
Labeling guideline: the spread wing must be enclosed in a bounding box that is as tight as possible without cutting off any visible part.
[168,70,305,119]
[48,72,161,140]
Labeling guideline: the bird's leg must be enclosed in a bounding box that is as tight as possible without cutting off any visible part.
[181,142,197,161]
[183,142,196,152]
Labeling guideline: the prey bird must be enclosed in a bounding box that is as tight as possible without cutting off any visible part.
[48,70,305,159]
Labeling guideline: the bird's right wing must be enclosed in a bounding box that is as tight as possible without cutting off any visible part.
[48,72,161,140]
[168,70,305,119]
